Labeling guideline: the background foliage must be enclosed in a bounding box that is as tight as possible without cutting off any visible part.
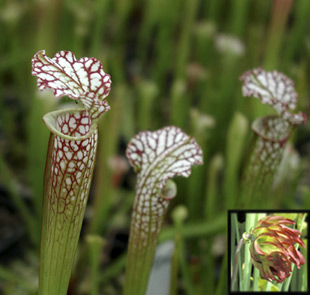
[0,0,309,294]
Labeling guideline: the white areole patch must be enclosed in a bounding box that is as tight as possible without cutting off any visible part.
[77,151,83,160]
[78,125,86,135]
[81,117,89,125]
[63,124,69,134]
[66,152,73,160]
[69,117,77,129]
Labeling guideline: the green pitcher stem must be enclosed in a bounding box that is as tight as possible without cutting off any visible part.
[124,180,178,295]
[124,195,168,295]
[39,109,98,295]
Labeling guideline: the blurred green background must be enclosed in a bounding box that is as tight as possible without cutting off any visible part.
[0,0,309,294]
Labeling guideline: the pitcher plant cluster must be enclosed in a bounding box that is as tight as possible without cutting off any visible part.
[32,50,203,295]
[31,47,307,294]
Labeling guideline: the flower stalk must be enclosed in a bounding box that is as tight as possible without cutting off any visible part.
[124,126,203,295]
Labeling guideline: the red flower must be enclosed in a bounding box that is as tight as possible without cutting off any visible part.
[250,215,305,283]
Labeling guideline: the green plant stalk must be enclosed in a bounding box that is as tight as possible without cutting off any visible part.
[194,21,216,69]
[240,116,291,208]
[212,56,241,149]
[169,208,184,295]
[169,207,188,295]
[35,0,63,53]
[283,0,310,66]
[174,0,199,80]
[205,154,223,220]
[229,0,249,36]
[301,242,307,291]
[190,154,220,293]
[187,165,204,220]
[230,214,236,278]
[90,0,111,56]
[115,0,132,29]
[187,109,213,219]
[152,0,181,90]
[109,0,134,84]
[235,214,244,291]
[86,235,105,295]
[108,46,125,84]
[263,0,293,69]
[136,0,156,64]
[170,80,187,129]
[203,55,241,162]
[224,112,248,209]
[241,213,256,291]
[170,235,179,295]
[118,84,135,141]
[171,206,196,295]
[252,266,260,291]
[178,234,196,295]
[215,251,227,295]
[200,238,215,294]
[39,109,98,295]
[205,0,222,21]
[230,214,241,291]
[137,80,158,130]
[202,154,223,293]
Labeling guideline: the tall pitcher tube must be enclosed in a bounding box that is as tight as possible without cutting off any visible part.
[40,108,98,295]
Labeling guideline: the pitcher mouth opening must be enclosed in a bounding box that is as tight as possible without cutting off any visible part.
[43,108,98,141]
[251,115,291,145]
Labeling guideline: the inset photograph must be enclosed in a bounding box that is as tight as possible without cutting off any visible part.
[229,210,309,293]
